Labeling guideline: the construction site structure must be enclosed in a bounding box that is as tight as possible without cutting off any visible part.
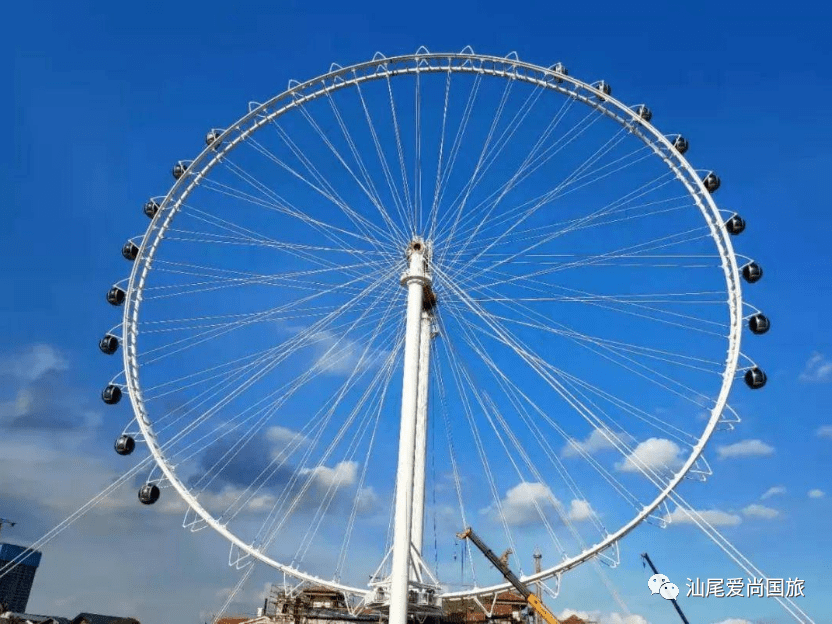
[456,528,559,624]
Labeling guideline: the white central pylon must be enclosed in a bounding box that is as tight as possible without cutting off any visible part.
[411,308,433,568]
[389,239,432,624]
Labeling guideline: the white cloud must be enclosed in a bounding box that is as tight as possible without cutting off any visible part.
[711,619,753,624]
[311,330,386,376]
[760,485,786,500]
[486,482,555,526]
[816,425,832,439]
[666,506,742,527]
[266,425,306,446]
[356,486,379,513]
[809,489,825,499]
[616,438,683,473]
[716,439,774,459]
[299,460,358,489]
[561,428,634,458]
[567,499,594,522]
[557,609,650,624]
[742,504,779,519]
[0,343,68,382]
[800,352,832,382]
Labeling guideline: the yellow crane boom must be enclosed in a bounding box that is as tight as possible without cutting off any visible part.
[457,527,560,624]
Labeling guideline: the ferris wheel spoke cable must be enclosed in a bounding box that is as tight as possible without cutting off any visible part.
[383,73,415,233]
[438,102,620,257]
[440,271,699,489]
[426,65,451,240]
[149,268,400,467]
[448,302,698,456]
[144,305,394,404]
[443,319,574,558]
[180,198,398,268]
[216,155,392,258]
[140,261,386,297]
[447,279,719,438]
[430,334,478,585]
[0,454,155,581]
[436,331,525,575]
[139,264,398,367]
[247,290,405,546]
[461,175,682,263]
[455,166,679,271]
[252,123,399,244]
[432,73,484,233]
[433,98,593,248]
[325,90,407,241]
[350,73,412,232]
[335,339,403,579]
[264,116,398,249]
[176,277,401,485]
[437,69,519,247]
[442,303,641,525]
[449,161,677,283]
[448,120,633,261]
[476,303,724,376]
[471,225,711,292]
[213,286,403,524]
[294,341,399,569]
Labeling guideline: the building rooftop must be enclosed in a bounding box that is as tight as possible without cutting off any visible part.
[70,613,140,624]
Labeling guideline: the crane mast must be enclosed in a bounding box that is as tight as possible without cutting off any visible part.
[457,527,560,624]
[641,552,690,624]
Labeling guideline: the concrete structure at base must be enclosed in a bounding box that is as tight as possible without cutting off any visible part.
[0,612,139,624]
[0,544,42,614]
[215,586,597,624]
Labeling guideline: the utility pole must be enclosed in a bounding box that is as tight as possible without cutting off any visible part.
[0,518,16,540]
[641,553,690,624]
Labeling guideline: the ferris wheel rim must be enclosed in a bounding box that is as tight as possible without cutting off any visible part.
[119,49,744,599]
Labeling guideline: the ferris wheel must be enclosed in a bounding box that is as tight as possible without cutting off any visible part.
[99,48,769,621]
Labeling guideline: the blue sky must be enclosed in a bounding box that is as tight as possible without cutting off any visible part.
[4,1,832,624]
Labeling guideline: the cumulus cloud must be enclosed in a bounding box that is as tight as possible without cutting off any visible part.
[300,460,359,489]
[711,620,753,624]
[266,425,307,447]
[557,609,650,624]
[481,484,595,527]
[716,439,774,459]
[485,482,555,526]
[0,344,99,432]
[742,504,779,519]
[816,425,832,439]
[356,486,379,513]
[561,428,634,458]
[0,343,68,382]
[567,499,594,522]
[809,489,825,499]
[615,438,683,473]
[799,353,832,382]
[666,506,742,527]
[760,485,786,500]
[310,330,386,376]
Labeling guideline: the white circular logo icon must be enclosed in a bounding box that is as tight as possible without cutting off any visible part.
[648,573,670,595]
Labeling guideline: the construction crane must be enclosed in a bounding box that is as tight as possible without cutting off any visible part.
[641,552,690,624]
[0,518,16,539]
[457,527,560,624]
